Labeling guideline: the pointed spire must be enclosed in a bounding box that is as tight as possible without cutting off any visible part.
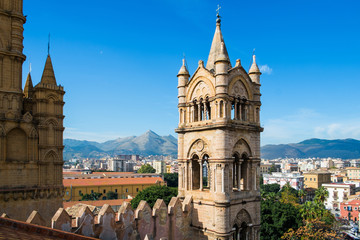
[40,55,57,85]
[206,12,231,71]
[249,54,261,74]
[24,72,33,98]
[177,58,189,76]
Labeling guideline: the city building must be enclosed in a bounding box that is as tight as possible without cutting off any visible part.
[0,1,64,222]
[62,171,162,180]
[340,199,360,221]
[175,12,263,239]
[263,172,304,190]
[108,157,135,172]
[331,175,344,183]
[303,171,331,189]
[153,160,166,174]
[323,183,355,210]
[346,167,360,180]
[260,164,273,175]
[63,176,165,201]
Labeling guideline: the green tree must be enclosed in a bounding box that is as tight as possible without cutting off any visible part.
[314,186,329,204]
[138,164,156,173]
[80,192,102,201]
[106,191,118,200]
[269,164,277,173]
[279,182,299,205]
[261,183,280,194]
[261,199,302,240]
[163,173,178,187]
[130,185,177,209]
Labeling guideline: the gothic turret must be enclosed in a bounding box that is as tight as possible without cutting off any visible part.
[176,9,263,240]
[24,73,33,98]
[249,54,261,84]
[206,15,231,72]
[40,55,57,85]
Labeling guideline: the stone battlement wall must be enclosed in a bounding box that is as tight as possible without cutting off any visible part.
[1,195,193,240]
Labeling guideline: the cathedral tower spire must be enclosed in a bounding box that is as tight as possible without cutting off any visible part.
[206,12,231,71]
[40,55,57,85]
[176,7,263,239]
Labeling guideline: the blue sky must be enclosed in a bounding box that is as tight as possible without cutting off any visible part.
[22,0,360,145]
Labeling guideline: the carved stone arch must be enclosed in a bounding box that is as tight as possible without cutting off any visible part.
[200,152,210,159]
[46,94,58,101]
[43,118,59,127]
[187,138,210,159]
[186,77,215,102]
[233,138,252,158]
[43,150,59,162]
[228,76,252,100]
[234,209,252,226]
[29,128,38,138]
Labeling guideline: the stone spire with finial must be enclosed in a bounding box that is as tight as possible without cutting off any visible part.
[249,53,262,84]
[206,5,231,71]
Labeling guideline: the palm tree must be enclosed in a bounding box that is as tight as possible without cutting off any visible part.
[315,186,329,204]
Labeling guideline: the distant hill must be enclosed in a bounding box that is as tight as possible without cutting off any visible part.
[261,138,360,159]
[64,130,177,160]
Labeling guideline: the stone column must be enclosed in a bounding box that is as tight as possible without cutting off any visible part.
[198,103,201,121]
[239,104,242,121]
[238,161,242,191]
[204,103,208,120]
[185,161,188,190]
[213,165,217,192]
[221,165,225,193]
[199,160,203,190]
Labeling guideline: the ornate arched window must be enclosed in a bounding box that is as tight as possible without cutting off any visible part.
[202,154,210,189]
[241,154,249,191]
[191,154,200,190]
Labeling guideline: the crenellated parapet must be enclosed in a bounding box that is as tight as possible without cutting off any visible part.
[1,196,194,240]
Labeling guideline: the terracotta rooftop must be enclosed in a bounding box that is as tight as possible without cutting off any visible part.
[0,217,97,240]
[63,176,164,187]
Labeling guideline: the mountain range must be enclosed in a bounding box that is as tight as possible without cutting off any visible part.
[63,130,177,160]
[261,138,360,160]
[64,132,360,160]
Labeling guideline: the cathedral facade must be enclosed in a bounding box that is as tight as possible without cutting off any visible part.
[176,15,263,240]
[0,0,64,222]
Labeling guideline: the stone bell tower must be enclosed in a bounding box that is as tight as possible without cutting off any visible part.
[0,0,65,222]
[176,13,263,240]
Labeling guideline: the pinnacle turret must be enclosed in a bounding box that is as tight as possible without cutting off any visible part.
[40,55,57,85]
[177,58,189,76]
[249,55,261,74]
[249,55,262,84]
[24,72,33,98]
[206,16,231,71]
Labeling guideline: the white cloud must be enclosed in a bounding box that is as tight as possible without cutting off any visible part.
[261,109,360,145]
[259,64,273,74]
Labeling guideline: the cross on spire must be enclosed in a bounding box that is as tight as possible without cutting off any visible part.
[216,4,221,16]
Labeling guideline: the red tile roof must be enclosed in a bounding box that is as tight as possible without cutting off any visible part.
[63,177,164,187]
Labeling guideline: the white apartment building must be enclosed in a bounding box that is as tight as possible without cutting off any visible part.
[263,172,304,190]
[153,160,166,174]
[323,183,355,210]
